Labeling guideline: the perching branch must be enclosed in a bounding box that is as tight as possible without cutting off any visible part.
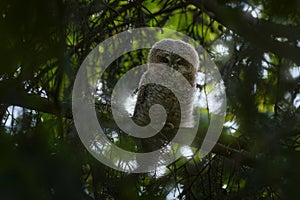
[0,79,255,167]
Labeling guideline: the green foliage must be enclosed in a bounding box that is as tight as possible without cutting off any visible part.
[1,0,300,199]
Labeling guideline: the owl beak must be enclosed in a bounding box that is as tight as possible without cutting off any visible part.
[170,60,178,70]
[170,56,179,70]
[172,64,179,70]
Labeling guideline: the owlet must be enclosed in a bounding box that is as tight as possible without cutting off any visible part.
[132,39,199,151]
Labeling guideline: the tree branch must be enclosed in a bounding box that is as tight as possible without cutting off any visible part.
[0,79,255,166]
[189,0,300,65]
[0,80,70,118]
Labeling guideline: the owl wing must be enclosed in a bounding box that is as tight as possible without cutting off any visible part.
[132,84,151,126]
[135,85,147,104]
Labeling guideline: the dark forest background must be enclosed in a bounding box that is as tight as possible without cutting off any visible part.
[1,0,300,199]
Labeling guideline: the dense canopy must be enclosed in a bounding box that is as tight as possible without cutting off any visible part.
[1,0,300,199]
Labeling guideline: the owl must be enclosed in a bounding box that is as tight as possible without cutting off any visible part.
[132,39,199,152]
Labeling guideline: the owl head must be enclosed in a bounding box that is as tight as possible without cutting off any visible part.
[147,39,200,85]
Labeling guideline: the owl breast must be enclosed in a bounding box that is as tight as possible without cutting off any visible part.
[133,83,181,128]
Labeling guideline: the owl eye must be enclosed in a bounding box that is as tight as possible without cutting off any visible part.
[160,57,169,63]
[177,59,185,65]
